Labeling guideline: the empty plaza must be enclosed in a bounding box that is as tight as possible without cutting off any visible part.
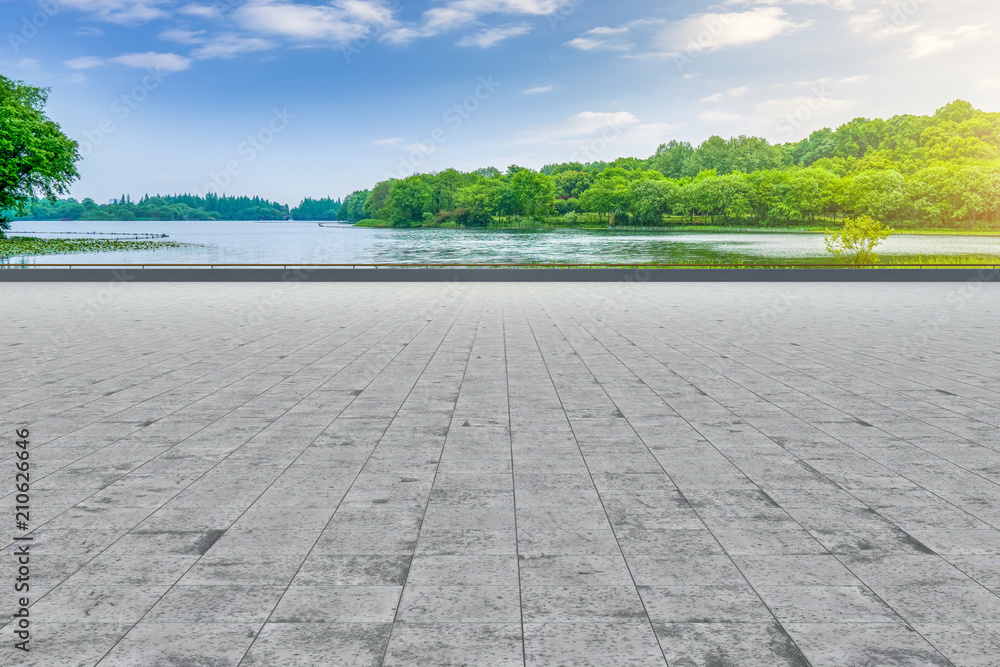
[2,281,1000,666]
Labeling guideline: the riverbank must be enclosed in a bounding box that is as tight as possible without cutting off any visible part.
[0,237,192,257]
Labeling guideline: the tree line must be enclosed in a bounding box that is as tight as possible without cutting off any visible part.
[11,193,342,222]
[337,100,1000,228]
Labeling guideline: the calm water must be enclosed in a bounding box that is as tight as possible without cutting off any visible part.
[5,220,1000,265]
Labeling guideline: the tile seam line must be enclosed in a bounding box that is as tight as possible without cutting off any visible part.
[517,287,670,667]
[376,293,484,666]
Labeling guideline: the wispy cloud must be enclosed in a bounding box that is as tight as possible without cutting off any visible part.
[701,86,750,103]
[66,51,193,72]
[566,7,810,57]
[522,85,554,94]
[373,137,405,146]
[59,0,168,24]
[191,35,278,59]
[907,24,992,58]
[236,0,396,43]
[457,24,531,48]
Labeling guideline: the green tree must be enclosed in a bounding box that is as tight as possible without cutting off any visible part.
[824,215,891,265]
[0,76,80,235]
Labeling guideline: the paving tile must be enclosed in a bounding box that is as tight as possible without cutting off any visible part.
[144,584,284,623]
[638,585,773,624]
[96,622,259,667]
[914,623,1000,666]
[524,621,666,667]
[785,622,952,667]
[0,623,133,667]
[755,585,902,624]
[241,622,392,666]
[270,586,401,623]
[396,586,521,623]
[384,623,523,666]
[521,586,647,622]
[29,586,167,623]
[653,622,809,667]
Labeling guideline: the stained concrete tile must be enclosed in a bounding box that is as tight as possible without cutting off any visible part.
[270,586,401,623]
[241,622,392,666]
[144,584,284,623]
[654,622,809,667]
[0,623,133,667]
[639,585,773,624]
[396,586,521,623]
[29,586,167,623]
[293,555,412,586]
[524,621,665,667]
[914,623,1000,666]
[384,623,523,666]
[785,622,952,667]
[521,586,647,623]
[96,622,259,667]
[755,585,901,624]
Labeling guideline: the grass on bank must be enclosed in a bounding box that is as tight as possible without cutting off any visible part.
[0,237,191,258]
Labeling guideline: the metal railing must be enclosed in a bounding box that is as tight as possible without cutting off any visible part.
[2,263,999,270]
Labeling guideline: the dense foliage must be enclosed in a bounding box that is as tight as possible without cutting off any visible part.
[13,193,291,221]
[338,100,1000,229]
[0,76,80,236]
[289,197,341,221]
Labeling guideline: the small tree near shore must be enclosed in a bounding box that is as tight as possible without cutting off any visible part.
[824,215,891,265]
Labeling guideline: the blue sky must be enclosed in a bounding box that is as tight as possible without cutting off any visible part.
[2,0,999,204]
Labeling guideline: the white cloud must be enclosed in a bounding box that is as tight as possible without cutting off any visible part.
[111,52,193,72]
[59,0,167,24]
[64,51,193,72]
[701,86,750,103]
[457,24,531,47]
[179,4,219,19]
[385,0,567,44]
[567,8,809,57]
[159,29,207,45]
[192,35,278,59]
[64,56,105,69]
[908,24,992,58]
[373,137,405,146]
[975,78,1000,90]
[658,7,811,54]
[522,85,554,94]
[699,110,746,124]
[237,0,396,43]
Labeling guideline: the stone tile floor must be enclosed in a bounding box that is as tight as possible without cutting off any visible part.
[1,282,999,666]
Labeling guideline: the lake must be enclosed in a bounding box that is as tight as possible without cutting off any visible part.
[5,220,1000,266]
